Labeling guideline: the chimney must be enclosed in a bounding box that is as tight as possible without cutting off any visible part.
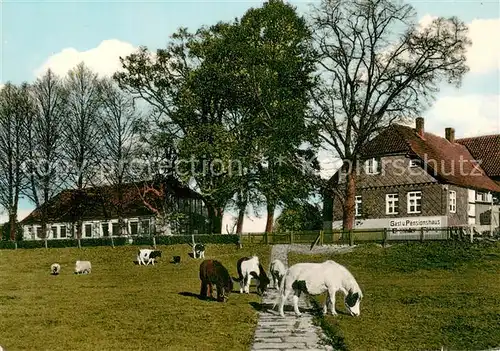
[445,127,455,143]
[415,117,425,137]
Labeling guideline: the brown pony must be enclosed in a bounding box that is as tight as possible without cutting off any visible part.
[199,260,233,302]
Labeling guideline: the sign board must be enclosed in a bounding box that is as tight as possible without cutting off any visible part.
[331,216,447,230]
[388,216,445,229]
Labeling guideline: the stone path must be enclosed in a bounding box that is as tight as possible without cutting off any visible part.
[250,244,348,351]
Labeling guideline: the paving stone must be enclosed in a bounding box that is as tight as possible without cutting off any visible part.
[251,245,333,351]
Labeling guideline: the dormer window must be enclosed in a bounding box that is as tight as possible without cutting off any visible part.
[409,159,420,168]
[365,158,380,174]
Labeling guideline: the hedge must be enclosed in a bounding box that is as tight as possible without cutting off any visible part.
[0,234,239,250]
[134,234,239,246]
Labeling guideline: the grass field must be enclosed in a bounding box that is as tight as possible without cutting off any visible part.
[289,241,500,351]
[0,243,271,351]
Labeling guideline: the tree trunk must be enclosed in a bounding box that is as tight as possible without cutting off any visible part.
[236,200,247,234]
[77,220,83,248]
[207,204,223,234]
[265,202,276,233]
[342,168,357,231]
[9,210,17,241]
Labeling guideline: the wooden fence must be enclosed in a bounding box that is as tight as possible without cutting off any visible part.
[240,227,462,247]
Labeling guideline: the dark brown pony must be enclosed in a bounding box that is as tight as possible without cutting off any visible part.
[199,260,233,302]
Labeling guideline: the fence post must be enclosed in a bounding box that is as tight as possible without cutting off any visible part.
[420,227,424,242]
[349,230,354,246]
[152,236,157,249]
[14,241,17,250]
[382,228,387,247]
[265,232,268,245]
[320,230,324,246]
[290,231,293,244]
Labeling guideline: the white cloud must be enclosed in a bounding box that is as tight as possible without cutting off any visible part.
[423,94,500,138]
[34,39,137,78]
[466,18,500,74]
[418,15,500,74]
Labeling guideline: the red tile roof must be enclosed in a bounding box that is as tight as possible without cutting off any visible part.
[456,134,500,178]
[361,124,500,193]
[360,124,412,157]
[20,177,203,225]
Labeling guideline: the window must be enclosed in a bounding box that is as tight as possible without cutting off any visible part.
[365,158,380,174]
[409,159,420,167]
[140,219,150,235]
[51,226,58,239]
[386,194,399,215]
[477,192,485,202]
[355,196,362,217]
[36,226,43,239]
[60,226,67,238]
[85,224,92,238]
[112,223,120,236]
[102,223,109,237]
[407,191,422,214]
[477,192,492,203]
[130,221,138,235]
[449,190,457,213]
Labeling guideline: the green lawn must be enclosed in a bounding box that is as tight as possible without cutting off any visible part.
[289,241,500,351]
[0,243,271,351]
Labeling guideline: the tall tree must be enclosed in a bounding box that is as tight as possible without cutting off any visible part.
[23,69,67,240]
[309,0,471,230]
[114,27,240,234]
[274,201,323,233]
[63,62,103,241]
[97,78,141,235]
[0,83,34,240]
[225,0,320,232]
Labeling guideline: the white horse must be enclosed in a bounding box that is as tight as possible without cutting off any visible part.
[272,260,363,317]
[269,259,286,290]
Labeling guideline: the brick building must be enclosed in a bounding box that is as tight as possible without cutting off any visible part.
[323,118,500,236]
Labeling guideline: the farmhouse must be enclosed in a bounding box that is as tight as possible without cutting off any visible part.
[323,117,500,236]
[20,177,209,240]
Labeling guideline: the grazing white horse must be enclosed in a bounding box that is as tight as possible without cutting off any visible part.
[269,259,286,290]
[273,260,362,318]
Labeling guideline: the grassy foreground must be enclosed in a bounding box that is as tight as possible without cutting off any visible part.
[289,241,500,351]
[0,243,270,351]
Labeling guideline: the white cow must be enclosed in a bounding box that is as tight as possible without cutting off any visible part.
[137,249,162,266]
[272,260,363,318]
[269,259,286,290]
[51,263,61,275]
[74,260,91,274]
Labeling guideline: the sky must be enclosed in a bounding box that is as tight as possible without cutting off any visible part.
[0,0,499,231]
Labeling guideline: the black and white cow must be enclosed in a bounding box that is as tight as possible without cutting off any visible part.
[194,243,205,259]
[137,249,162,265]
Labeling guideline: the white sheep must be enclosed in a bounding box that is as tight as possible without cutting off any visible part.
[51,263,61,275]
[74,260,91,274]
